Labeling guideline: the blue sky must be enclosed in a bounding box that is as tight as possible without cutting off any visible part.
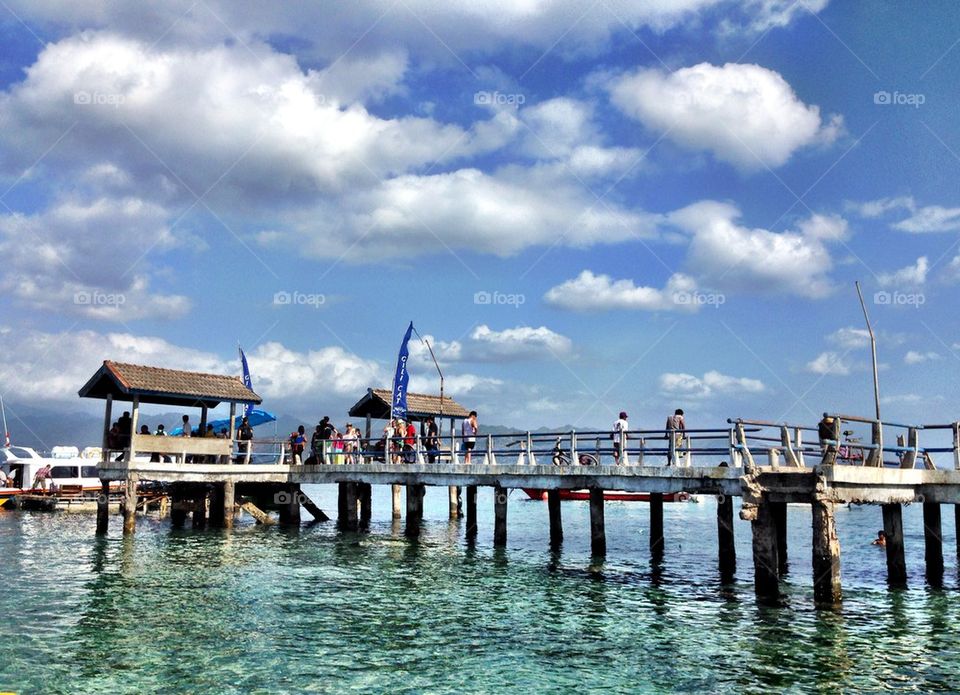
[0,1,959,435]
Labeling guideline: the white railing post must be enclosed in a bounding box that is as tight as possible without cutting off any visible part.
[620,428,630,466]
[570,430,577,466]
[668,428,677,466]
[768,448,780,468]
[954,422,960,470]
[795,427,805,467]
[485,434,496,465]
[527,432,537,466]
[451,429,460,465]
[415,432,425,464]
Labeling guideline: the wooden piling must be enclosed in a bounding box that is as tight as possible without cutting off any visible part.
[955,505,960,567]
[751,498,780,603]
[881,503,906,587]
[717,493,736,579]
[392,484,403,519]
[343,483,359,531]
[208,484,225,528]
[405,484,424,537]
[811,498,842,605]
[223,481,235,529]
[278,483,301,527]
[170,487,188,528]
[649,492,664,558]
[192,490,207,530]
[589,488,605,556]
[548,489,563,547]
[493,485,507,547]
[122,477,137,535]
[359,483,372,524]
[465,485,478,538]
[923,501,944,586]
[449,486,460,519]
[771,501,788,575]
[96,480,110,535]
[338,482,348,522]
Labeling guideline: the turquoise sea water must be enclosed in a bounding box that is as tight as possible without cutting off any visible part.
[1,486,959,694]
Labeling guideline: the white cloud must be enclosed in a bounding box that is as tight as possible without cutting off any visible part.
[904,350,940,365]
[894,205,960,233]
[668,201,840,297]
[608,62,841,169]
[544,270,699,312]
[806,351,852,376]
[878,256,928,287]
[659,370,765,398]
[468,325,573,360]
[847,196,915,219]
[827,327,870,349]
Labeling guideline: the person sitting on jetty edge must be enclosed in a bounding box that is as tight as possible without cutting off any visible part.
[462,411,478,463]
[612,411,629,465]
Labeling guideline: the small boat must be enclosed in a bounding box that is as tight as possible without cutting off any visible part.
[522,489,693,502]
[0,445,123,508]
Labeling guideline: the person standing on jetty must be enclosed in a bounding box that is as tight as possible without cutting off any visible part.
[422,416,439,463]
[612,411,629,465]
[665,408,685,465]
[462,411,478,463]
[237,416,253,464]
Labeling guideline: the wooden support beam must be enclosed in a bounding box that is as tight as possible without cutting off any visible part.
[882,503,906,587]
[465,485,478,538]
[650,492,664,558]
[239,500,275,525]
[717,493,736,580]
[359,483,372,524]
[751,497,780,604]
[122,476,137,534]
[493,485,507,547]
[548,489,563,547]
[449,486,460,519]
[811,499,842,606]
[96,480,110,535]
[771,501,788,575]
[208,483,225,528]
[192,490,207,530]
[405,483,424,537]
[589,488,605,556]
[923,502,944,587]
[223,481,235,529]
[392,484,403,519]
[299,490,330,522]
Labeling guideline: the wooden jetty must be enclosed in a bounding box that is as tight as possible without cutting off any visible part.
[81,360,960,607]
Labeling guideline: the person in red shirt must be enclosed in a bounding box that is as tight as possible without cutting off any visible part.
[404,421,416,463]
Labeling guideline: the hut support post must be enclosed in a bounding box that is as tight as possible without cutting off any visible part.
[343,483,358,532]
[650,492,664,558]
[751,497,779,603]
[97,481,110,535]
[192,488,207,530]
[223,481,235,529]
[466,485,478,538]
[449,486,460,519]
[548,489,562,547]
[123,476,138,535]
[208,484,225,527]
[717,493,736,579]
[493,485,507,547]
[359,483,372,523]
[405,484,424,537]
[882,503,906,586]
[392,485,403,519]
[590,488,606,556]
[811,498,842,605]
[923,502,944,586]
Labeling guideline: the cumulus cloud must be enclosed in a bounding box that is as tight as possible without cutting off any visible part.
[806,351,852,376]
[608,62,842,169]
[659,370,765,398]
[667,201,842,297]
[409,325,572,364]
[878,257,928,287]
[827,327,870,349]
[904,350,940,365]
[848,196,960,233]
[544,270,699,311]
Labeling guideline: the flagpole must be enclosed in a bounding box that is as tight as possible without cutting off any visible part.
[1,393,9,448]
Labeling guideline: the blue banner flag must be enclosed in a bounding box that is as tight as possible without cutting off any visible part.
[391,321,414,420]
[238,346,254,418]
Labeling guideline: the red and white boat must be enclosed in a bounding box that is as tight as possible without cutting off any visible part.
[522,489,694,502]
[0,445,122,508]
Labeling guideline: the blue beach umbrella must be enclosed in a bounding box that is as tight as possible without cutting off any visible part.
[168,408,276,436]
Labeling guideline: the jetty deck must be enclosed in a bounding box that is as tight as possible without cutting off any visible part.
[80,359,960,608]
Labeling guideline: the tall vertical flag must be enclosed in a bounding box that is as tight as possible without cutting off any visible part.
[391,321,415,420]
[238,346,255,418]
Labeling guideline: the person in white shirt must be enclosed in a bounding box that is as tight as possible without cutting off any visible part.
[462,411,478,463]
[612,412,629,465]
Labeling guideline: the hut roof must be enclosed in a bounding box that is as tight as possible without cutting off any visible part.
[348,388,469,420]
[78,360,262,408]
